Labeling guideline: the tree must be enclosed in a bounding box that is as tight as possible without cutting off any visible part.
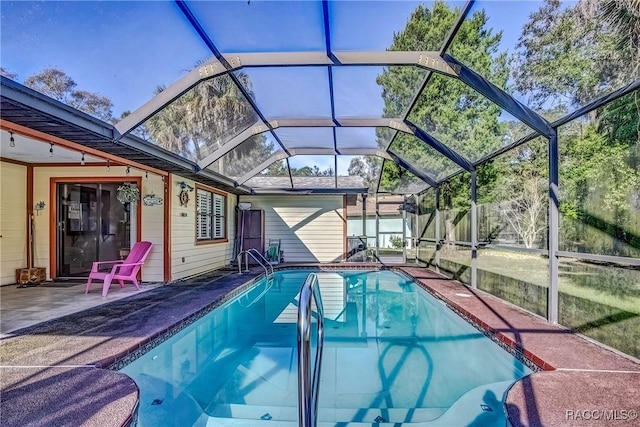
[375,1,509,246]
[262,159,288,176]
[348,156,382,190]
[599,91,640,155]
[512,0,635,115]
[145,72,268,168]
[290,165,334,176]
[375,1,508,199]
[24,68,76,101]
[23,68,113,121]
[389,235,404,249]
[494,171,547,248]
[0,67,18,80]
[71,90,115,123]
[602,0,640,73]
[440,173,471,248]
[559,119,640,256]
[513,0,640,256]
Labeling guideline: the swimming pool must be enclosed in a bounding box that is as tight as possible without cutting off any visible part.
[120,269,532,426]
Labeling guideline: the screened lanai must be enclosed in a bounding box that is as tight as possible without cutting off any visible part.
[110,0,546,195]
[2,0,636,194]
[1,0,639,359]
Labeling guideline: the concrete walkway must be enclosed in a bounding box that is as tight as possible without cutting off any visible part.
[1,280,163,337]
[400,267,640,427]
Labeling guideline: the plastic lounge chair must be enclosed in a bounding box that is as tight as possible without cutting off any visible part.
[85,241,153,297]
[265,239,282,265]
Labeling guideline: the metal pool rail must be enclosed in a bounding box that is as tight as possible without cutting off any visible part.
[297,272,325,427]
[237,248,274,280]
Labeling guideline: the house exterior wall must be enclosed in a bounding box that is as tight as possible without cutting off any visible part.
[0,162,240,285]
[32,165,165,282]
[0,161,28,285]
[240,195,345,263]
[170,175,237,280]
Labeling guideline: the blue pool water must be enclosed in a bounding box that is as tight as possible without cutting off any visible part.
[121,270,532,426]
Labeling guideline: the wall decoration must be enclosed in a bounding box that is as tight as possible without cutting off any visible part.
[179,189,190,207]
[143,193,163,206]
[178,181,193,207]
[179,181,194,192]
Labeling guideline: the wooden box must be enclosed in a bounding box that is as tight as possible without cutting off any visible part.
[15,267,47,285]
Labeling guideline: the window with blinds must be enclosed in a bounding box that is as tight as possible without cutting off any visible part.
[196,187,226,241]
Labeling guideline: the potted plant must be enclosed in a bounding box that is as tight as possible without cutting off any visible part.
[116,183,140,205]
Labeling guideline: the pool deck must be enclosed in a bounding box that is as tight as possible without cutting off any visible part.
[0,268,264,427]
[1,264,638,426]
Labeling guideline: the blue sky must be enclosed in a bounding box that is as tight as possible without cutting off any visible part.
[0,1,539,116]
[0,0,543,174]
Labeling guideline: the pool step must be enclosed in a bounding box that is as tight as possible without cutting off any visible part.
[206,419,403,426]
[206,419,397,426]
[203,379,514,426]
[206,403,446,423]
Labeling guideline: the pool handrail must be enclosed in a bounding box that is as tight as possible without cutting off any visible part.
[297,272,325,427]
[237,248,274,280]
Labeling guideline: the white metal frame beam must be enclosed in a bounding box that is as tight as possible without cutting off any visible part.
[115,50,460,138]
[196,118,408,170]
[196,120,267,170]
[115,57,226,138]
[234,149,393,185]
[219,51,459,76]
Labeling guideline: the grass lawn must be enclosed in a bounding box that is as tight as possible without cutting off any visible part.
[430,248,640,358]
[438,249,640,315]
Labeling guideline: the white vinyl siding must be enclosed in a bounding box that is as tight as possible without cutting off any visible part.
[0,161,28,285]
[172,176,236,280]
[240,195,344,263]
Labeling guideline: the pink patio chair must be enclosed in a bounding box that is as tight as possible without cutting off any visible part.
[85,241,153,297]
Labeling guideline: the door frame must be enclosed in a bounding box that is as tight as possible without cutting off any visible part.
[49,176,142,279]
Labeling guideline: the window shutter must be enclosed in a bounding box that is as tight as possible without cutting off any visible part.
[213,194,225,238]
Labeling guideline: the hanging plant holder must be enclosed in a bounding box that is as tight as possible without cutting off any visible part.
[116,183,140,205]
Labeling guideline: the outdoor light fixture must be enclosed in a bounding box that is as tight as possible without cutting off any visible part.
[107,159,111,171]
[179,181,194,191]
[49,143,54,157]
[126,165,131,176]
[9,131,15,147]
[145,171,148,179]
[81,152,85,166]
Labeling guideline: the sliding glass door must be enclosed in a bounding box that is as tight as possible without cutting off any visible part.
[56,182,135,277]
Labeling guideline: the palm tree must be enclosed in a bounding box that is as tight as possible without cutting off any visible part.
[145,70,259,163]
[145,85,192,158]
[187,73,257,159]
